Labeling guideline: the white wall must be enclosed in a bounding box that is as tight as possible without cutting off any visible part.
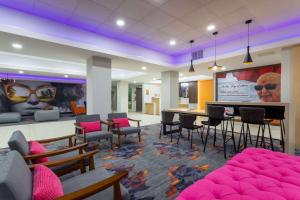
[142,84,161,112]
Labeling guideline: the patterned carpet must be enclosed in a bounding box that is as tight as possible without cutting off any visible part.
[0,124,283,200]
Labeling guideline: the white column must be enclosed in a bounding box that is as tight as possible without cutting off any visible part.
[86,56,111,118]
[281,46,300,153]
[161,71,179,111]
[117,81,129,113]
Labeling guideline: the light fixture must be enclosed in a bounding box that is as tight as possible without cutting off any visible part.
[208,31,224,71]
[64,74,69,78]
[207,24,216,31]
[169,40,176,46]
[12,43,23,49]
[243,19,253,65]
[116,19,125,27]
[141,66,147,70]
[133,80,137,84]
[18,70,24,74]
[179,73,183,77]
[152,78,157,80]
[189,40,195,72]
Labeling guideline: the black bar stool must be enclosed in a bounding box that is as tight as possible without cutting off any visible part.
[264,106,285,152]
[176,113,203,148]
[238,107,274,151]
[159,111,180,142]
[202,106,236,159]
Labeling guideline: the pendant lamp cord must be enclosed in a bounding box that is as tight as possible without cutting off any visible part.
[247,22,250,46]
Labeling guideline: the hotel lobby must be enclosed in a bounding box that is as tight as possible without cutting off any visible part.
[0,0,300,200]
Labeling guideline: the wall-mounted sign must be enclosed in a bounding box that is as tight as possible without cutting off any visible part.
[216,64,281,102]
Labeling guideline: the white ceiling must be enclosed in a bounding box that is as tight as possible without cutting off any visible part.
[1,0,300,55]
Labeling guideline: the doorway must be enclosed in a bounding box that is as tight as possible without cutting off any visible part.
[135,87,142,112]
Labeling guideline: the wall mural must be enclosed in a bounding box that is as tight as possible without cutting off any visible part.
[216,64,281,102]
[0,79,86,115]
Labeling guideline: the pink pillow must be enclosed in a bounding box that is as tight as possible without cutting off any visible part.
[79,121,102,133]
[29,141,50,163]
[112,118,130,128]
[33,165,64,200]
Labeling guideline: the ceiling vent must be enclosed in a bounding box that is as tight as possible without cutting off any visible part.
[192,49,203,60]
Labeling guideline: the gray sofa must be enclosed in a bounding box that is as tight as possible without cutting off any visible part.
[34,109,60,122]
[0,151,129,200]
[0,112,21,124]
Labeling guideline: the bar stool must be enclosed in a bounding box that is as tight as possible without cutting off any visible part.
[264,107,285,152]
[203,106,236,159]
[176,113,203,148]
[238,107,274,152]
[159,111,180,142]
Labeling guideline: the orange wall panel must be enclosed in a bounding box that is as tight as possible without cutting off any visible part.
[198,80,214,110]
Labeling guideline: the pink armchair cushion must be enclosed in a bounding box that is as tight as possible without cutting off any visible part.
[33,164,64,200]
[177,148,300,200]
[79,121,102,133]
[29,141,50,163]
[112,118,130,128]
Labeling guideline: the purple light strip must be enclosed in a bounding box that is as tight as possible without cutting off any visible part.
[0,72,86,84]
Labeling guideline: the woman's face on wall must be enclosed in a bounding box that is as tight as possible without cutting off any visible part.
[4,81,55,115]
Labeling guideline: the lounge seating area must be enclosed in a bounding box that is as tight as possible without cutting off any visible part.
[0,1,300,199]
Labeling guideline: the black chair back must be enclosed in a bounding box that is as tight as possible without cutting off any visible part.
[179,114,196,129]
[264,106,285,120]
[108,112,127,120]
[208,106,225,120]
[76,114,100,123]
[161,111,175,123]
[239,107,265,124]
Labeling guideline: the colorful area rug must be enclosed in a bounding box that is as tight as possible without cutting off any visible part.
[0,124,283,200]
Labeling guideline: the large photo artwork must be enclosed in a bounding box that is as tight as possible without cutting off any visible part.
[0,79,86,115]
[216,64,281,102]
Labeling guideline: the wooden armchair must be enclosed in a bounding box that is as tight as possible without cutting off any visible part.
[74,114,114,148]
[108,112,141,147]
[1,151,129,200]
[8,130,97,176]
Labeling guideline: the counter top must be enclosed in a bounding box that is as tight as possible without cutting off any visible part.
[207,101,289,107]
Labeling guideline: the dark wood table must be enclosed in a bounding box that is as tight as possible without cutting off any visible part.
[162,108,208,135]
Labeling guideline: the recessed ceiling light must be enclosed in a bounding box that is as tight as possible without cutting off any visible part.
[64,74,69,78]
[116,19,125,27]
[179,73,183,77]
[169,40,176,46]
[133,80,137,84]
[141,66,147,70]
[18,70,24,74]
[12,43,23,49]
[207,24,216,31]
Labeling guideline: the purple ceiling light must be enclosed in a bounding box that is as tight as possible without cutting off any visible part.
[0,72,86,84]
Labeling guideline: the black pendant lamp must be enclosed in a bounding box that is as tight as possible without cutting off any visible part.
[243,19,253,64]
[208,32,225,70]
[189,40,195,72]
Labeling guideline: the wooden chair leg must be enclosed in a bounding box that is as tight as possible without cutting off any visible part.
[118,134,121,147]
[138,131,141,142]
[74,138,77,146]
[110,137,113,149]
[113,182,122,200]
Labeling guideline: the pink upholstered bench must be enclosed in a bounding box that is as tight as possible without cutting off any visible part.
[176,148,300,200]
